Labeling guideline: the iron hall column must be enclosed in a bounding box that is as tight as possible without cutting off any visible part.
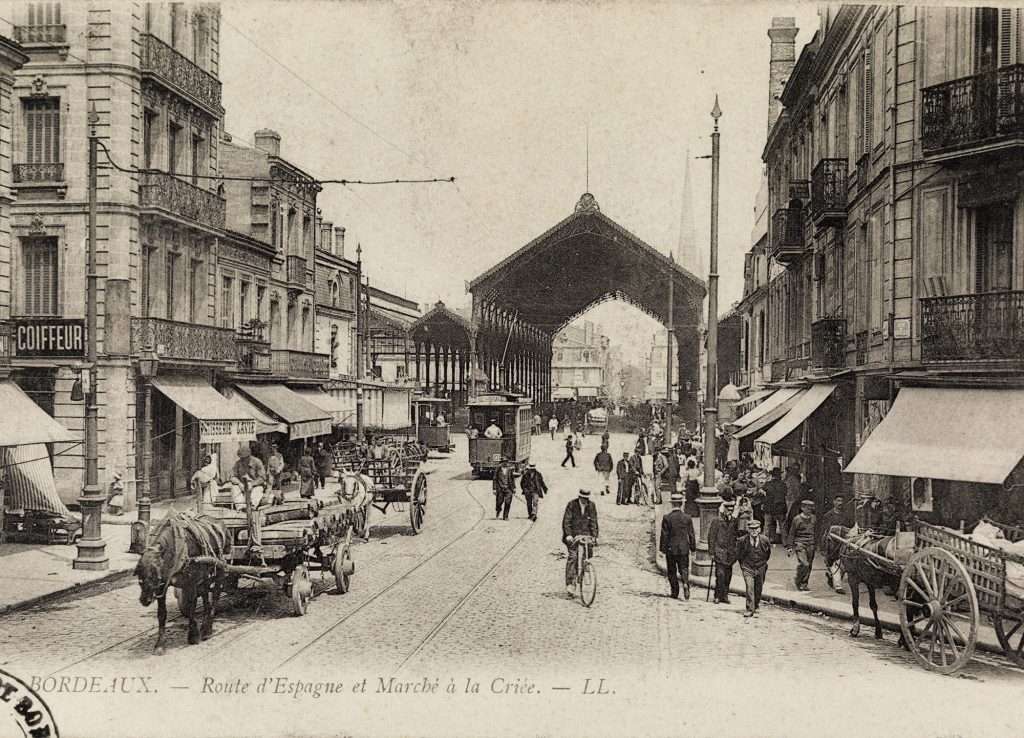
[355,243,364,442]
[694,96,722,579]
[74,103,107,570]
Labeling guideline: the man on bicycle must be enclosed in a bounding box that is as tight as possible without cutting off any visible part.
[561,489,599,598]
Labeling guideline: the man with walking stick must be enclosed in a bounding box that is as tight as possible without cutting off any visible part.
[707,499,741,604]
[659,492,696,599]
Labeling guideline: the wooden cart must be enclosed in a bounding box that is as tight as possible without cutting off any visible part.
[361,457,428,535]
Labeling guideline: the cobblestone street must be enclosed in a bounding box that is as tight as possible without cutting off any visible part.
[2,433,1023,737]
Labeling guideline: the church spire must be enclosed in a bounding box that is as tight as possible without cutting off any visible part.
[676,150,702,277]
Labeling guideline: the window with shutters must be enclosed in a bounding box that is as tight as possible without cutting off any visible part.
[143,110,158,169]
[142,245,157,318]
[193,12,209,68]
[872,27,885,150]
[857,222,871,331]
[167,121,183,174]
[220,276,233,328]
[165,252,179,320]
[239,280,250,326]
[256,285,265,324]
[21,237,58,316]
[21,3,63,44]
[191,134,202,185]
[23,98,61,164]
[190,259,204,323]
[974,204,1014,293]
[863,45,874,154]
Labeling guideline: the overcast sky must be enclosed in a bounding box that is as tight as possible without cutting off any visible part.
[221,0,819,361]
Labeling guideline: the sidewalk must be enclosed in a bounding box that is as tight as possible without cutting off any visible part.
[652,501,1004,656]
[0,479,347,616]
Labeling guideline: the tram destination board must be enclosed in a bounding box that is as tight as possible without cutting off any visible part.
[13,318,86,358]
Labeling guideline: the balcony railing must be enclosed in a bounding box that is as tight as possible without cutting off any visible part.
[810,159,848,225]
[236,320,271,373]
[811,318,846,369]
[771,207,804,263]
[14,24,66,44]
[855,330,869,366]
[14,162,64,183]
[271,350,330,379]
[788,179,810,202]
[921,291,1024,363]
[922,65,1024,153]
[286,255,311,290]
[140,33,222,114]
[140,172,226,231]
[131,317,238,364]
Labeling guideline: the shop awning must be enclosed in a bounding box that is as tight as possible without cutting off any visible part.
[735,388,775,409]
[1,443,69,515]
[222,390,286,436]
[729,387,802,430]
[552,387,576,400]
[844,387,1024,484]
[577,387,599,398]
[732,389,807,440]
[151,375,256,444]
[292,388,350,426]
[754,383,837,449]
[235,384,332,440]
[0,381,73,447]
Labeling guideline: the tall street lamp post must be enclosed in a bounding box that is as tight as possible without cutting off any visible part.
[693,96,722,579]
[74,103,108,570]
[355,243,364,443]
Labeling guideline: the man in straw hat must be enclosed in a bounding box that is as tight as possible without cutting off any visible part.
[659,491,696,599]
[561,488,599,598]
[738,518,772,617]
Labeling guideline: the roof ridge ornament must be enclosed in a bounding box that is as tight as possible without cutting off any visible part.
[575,192,600,214]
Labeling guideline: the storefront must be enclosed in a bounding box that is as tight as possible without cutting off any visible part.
[233,383,332,467]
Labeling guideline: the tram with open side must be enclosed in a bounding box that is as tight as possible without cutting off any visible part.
[412,396,454,453]
[467,392,532,477]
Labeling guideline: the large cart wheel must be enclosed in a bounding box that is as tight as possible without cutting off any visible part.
[992,611,1024,666]
[333,530,355,594]
[409,471,427,534]
[290,564,313,616]
[898,547,979,674]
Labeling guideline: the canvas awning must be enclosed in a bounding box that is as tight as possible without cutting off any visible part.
[754,383,837,449]
[729,387,802,431]
[735,388,775,409]
[551,387,576,400]
[151,375,256,444]
[0,380,73,447]
[732,389,807,440]
[235,384,332,440]
[222,390,286,436]
[0,443,69,515]
[292,388,349,426]
[577,387,599,398]
[844,387,1024,484]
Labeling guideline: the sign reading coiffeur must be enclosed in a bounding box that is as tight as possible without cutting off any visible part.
[15,319,86,358]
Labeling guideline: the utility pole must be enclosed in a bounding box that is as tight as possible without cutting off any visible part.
[665,254,674,446]
[693,96,722,580]
[74,102,107,570]
[355,243,364,443]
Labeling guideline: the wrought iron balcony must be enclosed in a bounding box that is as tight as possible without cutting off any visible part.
[810,159,848,226]
[131,317,238,364]
[140,33,222,115]
[770,207,804,264]
[855,330,869,366]
[14,24,66,45]
[922,65,1024,154]
[236,320,271,373]
[811,318,846,369]
[271,349,330,379]
[14,162,64,183]
[921,290,1024,363]
[286,255,311,290]
[140,172,226,231]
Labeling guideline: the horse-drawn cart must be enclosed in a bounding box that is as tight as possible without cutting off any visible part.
[334,448,429,535]
[830,517,1024,675]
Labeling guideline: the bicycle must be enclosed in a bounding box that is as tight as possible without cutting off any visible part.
[571,535,598,607]
[631,476,651,506]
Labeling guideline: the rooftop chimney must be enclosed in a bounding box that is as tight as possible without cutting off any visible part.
[767,17,798,137]
[334,227,346,259]
[253,129,281,158]
[320,221,333,252]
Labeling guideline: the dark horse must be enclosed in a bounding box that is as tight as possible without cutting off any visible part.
[822,525,919,647]
[134,513,229,654]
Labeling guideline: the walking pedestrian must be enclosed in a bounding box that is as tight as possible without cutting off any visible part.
[267,443,285,495]
[738,519,772,617]
[615,452,632,505]
[298,445,316,498]
[315,442,333,490]
[548,416,558,440]
[707,499,741,604]
[659,492,696,599]
[493,460,516,520]
[593,446,613,496]
[561,434,576,468]
[787,499,817,591]
[763,468,787,544]
[519,463,547,521]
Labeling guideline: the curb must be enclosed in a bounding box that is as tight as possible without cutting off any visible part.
[652,548,1005,658]
[0,567,136,618]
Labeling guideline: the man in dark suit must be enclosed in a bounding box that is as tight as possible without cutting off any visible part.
[615,452,632,505]
[562,489,599,598]
[493,461,516,520]
[660,492,696,599]
[519,463,547,522]
[738,518,773,617]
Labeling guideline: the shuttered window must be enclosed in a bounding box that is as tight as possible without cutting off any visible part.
[863,47,873,154]
[220,276,233,328]
[165,252,178,320]
[24,98,60,164]
[22,237,58,316]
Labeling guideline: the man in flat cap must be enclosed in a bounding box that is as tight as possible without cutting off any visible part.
[787,498,818,591]
[738,518,772,616]
[659,491,696,599]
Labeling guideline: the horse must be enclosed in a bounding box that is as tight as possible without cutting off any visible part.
[821,525,919,647]
[134,513,229,654]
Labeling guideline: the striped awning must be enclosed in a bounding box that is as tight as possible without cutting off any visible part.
[0,381,73,447]
[1,443,69,516]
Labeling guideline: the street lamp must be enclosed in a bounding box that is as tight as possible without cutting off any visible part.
[130,350,159,554]
[693,96,722,580]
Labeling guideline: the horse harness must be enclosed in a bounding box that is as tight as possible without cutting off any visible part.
[146,514,229,599]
